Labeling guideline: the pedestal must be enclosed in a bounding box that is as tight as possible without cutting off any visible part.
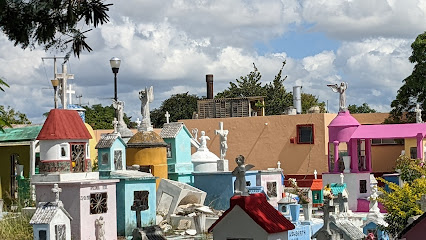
[302,203,312,221]
[217,159,229,171]
[343,156,351,173]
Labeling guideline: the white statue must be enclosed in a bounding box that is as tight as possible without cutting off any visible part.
[232,155,254,196]
[327,82,348,112]
[139,86,154,131]
[215,122,229,160]
[415,103,423,123]
[112,100,126,127]
[95,216,106,240]
[199,131,210,150]
[368,185,380,213]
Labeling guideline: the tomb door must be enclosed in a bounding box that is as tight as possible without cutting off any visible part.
[71,143,86,172]
[114,150,123,170]
[10,154,19,199]
[55,224,66,240]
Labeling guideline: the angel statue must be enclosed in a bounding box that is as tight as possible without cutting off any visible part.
[232,155,254,196]
[139,86,154,131]
[327,82,348,112]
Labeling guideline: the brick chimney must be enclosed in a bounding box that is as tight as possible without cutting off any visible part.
[206,74,213,99]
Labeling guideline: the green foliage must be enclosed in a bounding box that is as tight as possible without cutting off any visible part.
[387,32,426,123]
[0,0,112,58]
[216,62,325,115]
[377,155,426,236]
[347,103,377,113]
[0,79,11,132]
[84,104,132,129]
[0,105,31,126]
[151,93,200,128]
[0,213,33,240]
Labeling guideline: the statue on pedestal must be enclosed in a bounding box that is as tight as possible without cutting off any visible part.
[139,86,154,131]
[232,155,254,196]
[327,82,348,112]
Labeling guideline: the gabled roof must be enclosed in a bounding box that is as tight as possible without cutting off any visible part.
[333,219,366,240]
[398,212,426,238]
[0,125,42,142]
[160,122,192,139]
[208,193,295,234]
[30,201,72,224]
[330,183,347,195]
[311,179,323,191]
[95,133,126,149]
[37,109,92,140]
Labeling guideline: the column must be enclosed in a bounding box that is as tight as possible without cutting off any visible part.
[366,139,372,172]
[417,133,424,162]
[334,141,339,173]
[350,140,358,173]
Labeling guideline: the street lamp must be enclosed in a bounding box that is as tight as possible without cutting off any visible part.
[110,57,121,101]
[51,79,60,109]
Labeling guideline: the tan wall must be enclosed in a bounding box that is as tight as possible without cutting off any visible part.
[371,145,404,172]
[351,113,389,124]
[182,114,333,175]
[404,138,426,161]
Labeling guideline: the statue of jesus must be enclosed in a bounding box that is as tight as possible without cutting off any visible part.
[327,82,348,112]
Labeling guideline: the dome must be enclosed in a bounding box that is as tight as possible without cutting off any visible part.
[329,111,360,127]
[191,149,220,163]
[127,131,167,148]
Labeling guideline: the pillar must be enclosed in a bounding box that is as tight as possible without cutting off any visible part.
[417,133,424,162]
[334,141,339,173]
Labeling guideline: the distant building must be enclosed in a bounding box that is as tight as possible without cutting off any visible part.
[197,96,265,119]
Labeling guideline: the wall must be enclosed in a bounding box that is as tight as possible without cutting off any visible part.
[0,145,31,198]
[127,147,167,188]
[258,171,283,207]
[405,138,426,160]
[49,210,72,240]
[371,145,404,172]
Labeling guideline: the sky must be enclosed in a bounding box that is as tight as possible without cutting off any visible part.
[0,0,425,124]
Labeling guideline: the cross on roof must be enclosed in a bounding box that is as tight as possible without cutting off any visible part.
[55,64,74,109]
[51,183,62,203]
[135,118,141,128]
[112,118,118,133]
[340,173,344,184]
[165,111,170,124]
[314,169,318,179]
[337,192,348,214]
[66,84,76,105]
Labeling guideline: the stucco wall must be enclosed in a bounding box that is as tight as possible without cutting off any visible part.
[371,145,404,172]
[0,145,31,198]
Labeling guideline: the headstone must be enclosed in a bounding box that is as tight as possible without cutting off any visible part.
[177,219,192,230]
[232,155,254,196]
[327,82,348,112]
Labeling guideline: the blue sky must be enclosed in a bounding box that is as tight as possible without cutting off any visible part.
[0,0,425,123]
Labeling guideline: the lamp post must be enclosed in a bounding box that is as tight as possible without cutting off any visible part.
[51,79,60,109]
[110,57,121,101]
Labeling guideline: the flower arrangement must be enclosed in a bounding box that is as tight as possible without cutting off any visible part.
[288,178,311,204]
[323,184,334,200]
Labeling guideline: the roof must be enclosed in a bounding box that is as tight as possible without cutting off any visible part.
[208,193,295,233]
[0,125,42,143]
[37,109,92,140]
[398,212,426,238]
[95,133,126,149]
[30,201,72,224]
[333,219,366,240]
[328,111,361,127]
[330,183,347,195]
[310,179,323,190]
[127,131,167,148]
[350,123,426,139]
[160,122,191,139]
[198,96,265,102]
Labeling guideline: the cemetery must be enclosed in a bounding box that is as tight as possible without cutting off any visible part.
[0,61,425,240]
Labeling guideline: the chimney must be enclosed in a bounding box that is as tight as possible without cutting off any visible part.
[293,86,302,114]
[206,74,213,99]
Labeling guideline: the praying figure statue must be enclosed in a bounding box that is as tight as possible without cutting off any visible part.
[139,86,154,131]
[95,216,106,240]
[368,185,380,213]
[199,131,210,150]
[112,99,126,127]
[232,155,254,196]
[415,103,423,123]
[327,82,348,112]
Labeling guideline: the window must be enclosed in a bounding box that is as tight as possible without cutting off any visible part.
[410,147,417,159]
[360,180,367,193]
[55,224,66,240]
[372,138,404,145]
[267,182,277,198]
[90,192,108,214]
[114,150,122,170]
[131,191,149,211]
[329,143,335,171]
[166,143,172,158]
[60,143,69,158]
[39,230,47,240]
[101,153,109,165]
[297,124,314,144]
[314,193,320,200]
[71,144,85,172]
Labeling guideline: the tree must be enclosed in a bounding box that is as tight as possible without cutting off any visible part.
[0,0,112,58]
[83,104,132,129]
[387,32,426,123]
[300,93,326,113]
[378,155,426,236]
[0,105,31,125]
[0,79,11,132]
[347,103,377,113]
[264,61,293,115]
[151,93,200,128]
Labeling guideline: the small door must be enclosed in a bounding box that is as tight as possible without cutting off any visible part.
[71,144,86,172]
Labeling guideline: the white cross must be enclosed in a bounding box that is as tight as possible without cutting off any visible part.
[55,64,74,109]
[66,84,76,105]
[314,169,317,179]
[51,183,62,203]
[277,161,281,169]
[112,117,118,133]
[340,173,344,184]
[135,118,141,128]
[165,111,170,124]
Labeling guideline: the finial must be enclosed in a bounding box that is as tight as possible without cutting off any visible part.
[165,111,170,124]
[340,173,344,184]
[51,183,62,203]
[277,161,281,169]
[314,169,317,179]
[112,117,118,133]
[135,118,141,128]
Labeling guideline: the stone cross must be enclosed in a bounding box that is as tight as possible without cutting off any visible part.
[135,118,141,129]
[55,64,74,109]
[165,111,170,124]
[51,183,62,203]
[417,194,426,212]
[327,82,348,112]
[314,169,318,179]
[322,199,335,231]
[66,84,75,105]
[415,103,423,123]
[340,173,344,184]
[215,122,229,160]
[277,161,281,169]
[112,118,118,133]
[337,193,348,215]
